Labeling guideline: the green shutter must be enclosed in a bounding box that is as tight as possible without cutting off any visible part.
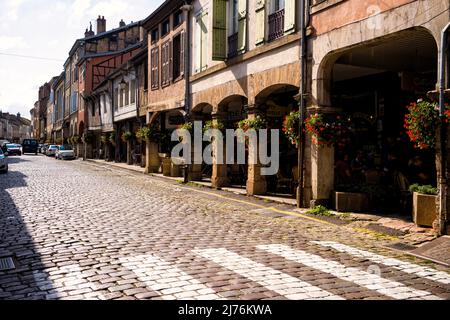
[255,0,265,45]
[237,0,247,52]
[212,0,227,61]
[284,0,296,33]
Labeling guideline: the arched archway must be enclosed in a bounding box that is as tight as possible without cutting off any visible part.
[312,27,439,214]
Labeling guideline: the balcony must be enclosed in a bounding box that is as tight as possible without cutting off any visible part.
[228,33,239,59]
[268,9,285,42]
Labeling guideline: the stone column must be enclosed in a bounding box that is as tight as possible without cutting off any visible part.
[246,106,267,196]
[145,141,160,173]
[126,140,132,165]
[309,105,337,207]
[211,112,229,188]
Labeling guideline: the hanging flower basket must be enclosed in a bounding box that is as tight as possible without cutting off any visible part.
[121,131,133,143]
[305,113,347,146]
[238,115,267,132]
[81,133,94,144]
[403,100,449,150]
[109,133,116,146]
[283,111,301,146]
[203,120,225,133]
[136,124,161,143]
[101,135,108,144]
[72,135,81,144]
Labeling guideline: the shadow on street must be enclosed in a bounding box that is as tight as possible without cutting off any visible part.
[0,169,56,300]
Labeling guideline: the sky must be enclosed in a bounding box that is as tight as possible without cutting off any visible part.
[0,0,164,120]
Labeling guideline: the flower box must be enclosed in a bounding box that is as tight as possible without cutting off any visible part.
[333,191,370,213]
[412,192,437,227]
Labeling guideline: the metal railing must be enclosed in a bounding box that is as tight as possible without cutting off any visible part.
[268,9,285,42]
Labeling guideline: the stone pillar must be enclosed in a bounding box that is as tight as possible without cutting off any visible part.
[145,141,160,173]
[211,112,229,188]
[246,106,267,196]
[309,106,337,207]
[126,141,132,165]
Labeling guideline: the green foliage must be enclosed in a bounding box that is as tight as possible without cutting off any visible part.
[404,100,441,150]
[305,113,348,146]
[109,132,116,145]
[409,183,438,195]
[307,205,333,217]
[136,125,161,142]
[283,111,300,146]
[121,131,133,142]
[238,115,267,131]
[203,120,225,133]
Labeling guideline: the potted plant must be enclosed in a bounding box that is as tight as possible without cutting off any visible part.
[121,131,133,143]
[203,120,225,133]
[404,100,441,150]
[409,183,438,227]
[136,124,161,143]
[72,135,81,144]
[238,115,266,132]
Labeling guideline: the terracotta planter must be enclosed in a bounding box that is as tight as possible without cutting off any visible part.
[412,192,437,227]
[333,191,370,213]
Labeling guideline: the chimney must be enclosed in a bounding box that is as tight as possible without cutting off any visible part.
[119,19,126,27]
[17,112,21,119]
[96,16,106,34]
[85,22,95,37]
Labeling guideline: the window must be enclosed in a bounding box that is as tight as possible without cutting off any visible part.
[101,95,106,114]
[162,19,170,37]
[195,11,208,72]
[144,62,149,90]
[71,93,77,113]
[151,28,159,43]
[151,47,159,90]
[119,88,125,108]
[130,79,136,104]
[231,0,239,35]
[274,0,285,11]
[124,82,130,106]
[173,10,184,27]
[114,88,119,111]
[161,40,172,87]
[172,32,185,81]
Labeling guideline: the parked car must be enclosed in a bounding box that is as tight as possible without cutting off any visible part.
[38,144,44,153]
[55,145,76,160]
[5,144,22,156]
[41,144,49,155]
[22,139,38,155]
[46,145,59,157]
[0,148,8,174]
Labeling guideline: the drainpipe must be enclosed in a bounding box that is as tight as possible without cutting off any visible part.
[182,1,193,184]
[297,0,309,208]
[438,22,450,235]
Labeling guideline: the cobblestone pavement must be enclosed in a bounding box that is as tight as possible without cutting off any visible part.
[0,155,449,300]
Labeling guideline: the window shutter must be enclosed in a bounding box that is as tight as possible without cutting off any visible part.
[212,0,226,61]
[284,0,296,33]
[237,0,247,52]
[201,13,208,70]
[255,0,265,45]
[169,40,173,82]
[180,31,185,77]
[195,16,201,73]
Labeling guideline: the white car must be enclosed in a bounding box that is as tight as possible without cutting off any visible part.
[46,145,59,157]
[0,148,8,173]
[55,145,76,160]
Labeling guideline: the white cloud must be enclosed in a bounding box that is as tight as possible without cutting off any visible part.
[0,35,27,50]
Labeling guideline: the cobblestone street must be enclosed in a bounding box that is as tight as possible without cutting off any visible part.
[1,155,449,300]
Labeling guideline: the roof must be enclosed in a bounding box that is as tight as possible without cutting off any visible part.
[67,20,142,58]
[141,0,186,30]
[77,42,143,66]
